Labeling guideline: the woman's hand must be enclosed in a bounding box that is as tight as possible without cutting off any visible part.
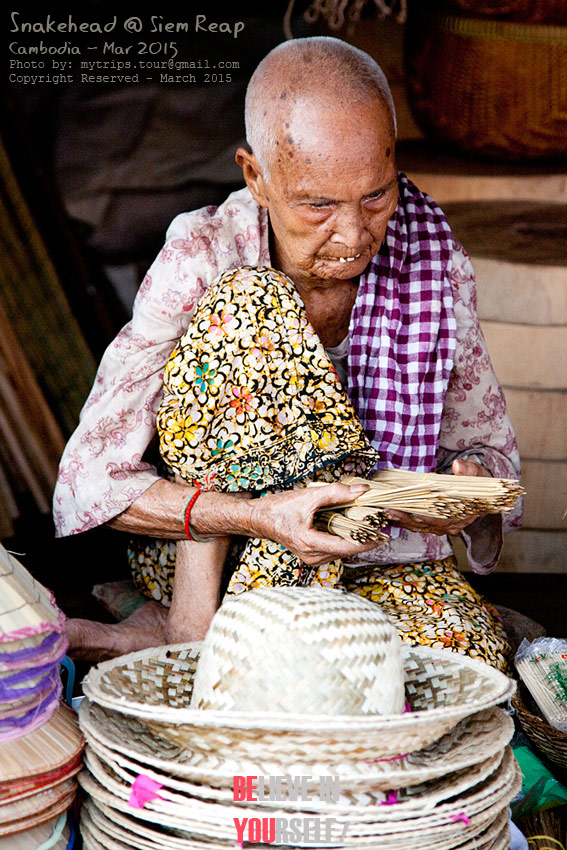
[384,459,491,537]
[249,482,379,566]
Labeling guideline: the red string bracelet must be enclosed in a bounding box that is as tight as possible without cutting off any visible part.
[183,487,213,542]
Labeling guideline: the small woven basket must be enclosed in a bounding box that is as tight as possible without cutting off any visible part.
[512,684,567,769]
[405,13,567,159]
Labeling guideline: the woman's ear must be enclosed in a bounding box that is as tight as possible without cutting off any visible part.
[235,148,269,207]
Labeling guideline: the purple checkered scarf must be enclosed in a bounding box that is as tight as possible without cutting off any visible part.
[348,174,457,472]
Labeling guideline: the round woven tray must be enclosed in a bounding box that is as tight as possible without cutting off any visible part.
[82,740,506,815]
[78,752,519,847]
[82,643,515,761]
[79,699,513,793]
[512,685,567,769]
[406,14,567,159]
[81,796,512,850]
[0,702,84,785]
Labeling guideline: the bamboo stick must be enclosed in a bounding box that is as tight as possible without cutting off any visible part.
[311,468,524,538]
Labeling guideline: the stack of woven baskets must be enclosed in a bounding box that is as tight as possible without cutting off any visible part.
[78,587,520,850]
[0,544,83,846]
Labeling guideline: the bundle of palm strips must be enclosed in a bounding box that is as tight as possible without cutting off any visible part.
[312,469,524,544]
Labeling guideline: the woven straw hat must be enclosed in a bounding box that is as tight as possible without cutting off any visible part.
[79,699,513,794]
[190,588,405,715]
[83,642,515,762]
[82,734,505,814]
[79,587,516,849]
[0,546,68,742]
[0,777,76,837]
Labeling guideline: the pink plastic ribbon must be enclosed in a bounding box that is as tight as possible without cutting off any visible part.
[128,774,164,809]
[379,791,399,806]
[451,813,470,826]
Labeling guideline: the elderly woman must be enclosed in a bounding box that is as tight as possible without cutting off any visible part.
[56,38,520,669]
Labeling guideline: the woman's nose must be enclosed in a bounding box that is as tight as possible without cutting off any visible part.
[328,207,367,248]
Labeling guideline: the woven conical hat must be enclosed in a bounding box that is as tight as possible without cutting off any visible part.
[0,545,66,643]
[0,813,70,849]
[0,702,84,784]
[79,699,513,795]
[0,678,61,743]
[0,631,67,673]
[0,777,76,837]
[0,680,54,719]
[83,641,515,762]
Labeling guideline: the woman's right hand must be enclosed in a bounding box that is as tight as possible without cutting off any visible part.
[248,482,377,566]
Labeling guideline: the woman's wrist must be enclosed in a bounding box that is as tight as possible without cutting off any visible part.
[189,489,256,538]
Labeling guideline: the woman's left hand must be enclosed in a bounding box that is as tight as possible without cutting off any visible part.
[384,459,491,536]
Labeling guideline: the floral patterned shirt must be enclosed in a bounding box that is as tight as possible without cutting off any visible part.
[53,186,521,572]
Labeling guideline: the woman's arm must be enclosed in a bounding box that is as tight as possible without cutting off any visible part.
[109,478,378,567]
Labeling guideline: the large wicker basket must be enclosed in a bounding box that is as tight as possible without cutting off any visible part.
[405,13,567,159]
[512,684,567,770]
[439,0,567,26]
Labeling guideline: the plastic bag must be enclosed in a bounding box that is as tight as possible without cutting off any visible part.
[512,745,567,817]
[515,638,567,733]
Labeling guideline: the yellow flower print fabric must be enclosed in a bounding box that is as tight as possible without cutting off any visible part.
[156,265,378,591]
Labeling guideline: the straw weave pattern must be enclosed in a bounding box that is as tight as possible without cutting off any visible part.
[81,796,512,850]
[77,748,521,848]
[512,687,567,768]
[83,642,515,760]
[191,588,405,715]
[79,700,513,793]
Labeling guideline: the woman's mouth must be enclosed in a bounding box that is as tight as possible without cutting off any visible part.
[322,252,363,264]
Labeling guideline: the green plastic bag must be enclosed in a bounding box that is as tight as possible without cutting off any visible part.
[512,745,567,818]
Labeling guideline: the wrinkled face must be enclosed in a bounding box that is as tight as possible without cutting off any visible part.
[255,99,398,289]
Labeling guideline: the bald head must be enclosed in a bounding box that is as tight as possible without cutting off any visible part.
[245,37,396,177]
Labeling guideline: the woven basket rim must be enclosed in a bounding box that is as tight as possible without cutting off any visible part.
[512,689,567,738]
[81,798,511,850]
[83,643,515,733]
[79,699,514,792]
[77,751,520,840]
[84,739,508,815]
[82,746,516,824]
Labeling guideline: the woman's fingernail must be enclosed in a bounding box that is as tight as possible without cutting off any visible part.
[349,484,370,496]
